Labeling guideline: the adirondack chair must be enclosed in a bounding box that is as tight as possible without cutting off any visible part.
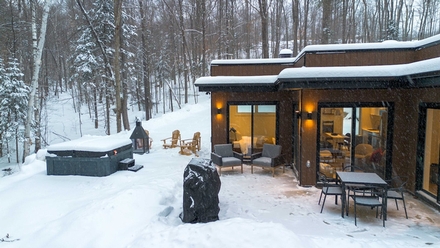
[144,129,153,149]
[161,130,181,148]
[180,132,201,156]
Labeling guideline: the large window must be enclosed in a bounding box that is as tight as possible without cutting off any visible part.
[422,108,440,200]
[228,104,277,157]
[318,105,389,179]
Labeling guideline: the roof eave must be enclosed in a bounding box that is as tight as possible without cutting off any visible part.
[197,84,278,92]
[276,76,410,90]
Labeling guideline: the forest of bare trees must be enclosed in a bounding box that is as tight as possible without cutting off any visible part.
[0,0,440,159]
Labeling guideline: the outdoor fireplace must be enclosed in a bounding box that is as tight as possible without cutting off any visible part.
[130,120,150,154]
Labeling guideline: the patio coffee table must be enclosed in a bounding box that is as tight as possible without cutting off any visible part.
[336,171,388,219]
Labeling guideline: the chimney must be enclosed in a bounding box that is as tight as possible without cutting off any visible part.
[279,49,293,58]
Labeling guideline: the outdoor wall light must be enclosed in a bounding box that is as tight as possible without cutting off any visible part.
[306,112,313,120]
[217,108,222,114]
[295,111,301,119]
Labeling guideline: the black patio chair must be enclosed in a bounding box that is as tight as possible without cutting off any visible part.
[317,171,343,213]
[351,187,386,227]
[343,165,372,215]
[385,176,408,219]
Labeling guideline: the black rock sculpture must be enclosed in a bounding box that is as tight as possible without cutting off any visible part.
[180,158,221,223]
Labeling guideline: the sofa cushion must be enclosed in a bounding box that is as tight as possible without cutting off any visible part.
[221,157,242,167]
[253,157,272,167]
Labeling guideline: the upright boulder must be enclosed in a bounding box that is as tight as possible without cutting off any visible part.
[180,158,221,223]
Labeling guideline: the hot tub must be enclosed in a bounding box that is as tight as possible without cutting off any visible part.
[46,134,133,177]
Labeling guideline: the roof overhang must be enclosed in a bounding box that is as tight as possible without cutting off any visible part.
[276,77,410,90]
[196,55,440,93]
[276,57,440,90]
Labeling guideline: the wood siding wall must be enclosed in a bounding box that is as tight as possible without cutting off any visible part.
[211,64,292,76]
[415,44,440,61]
[305,50,415,67]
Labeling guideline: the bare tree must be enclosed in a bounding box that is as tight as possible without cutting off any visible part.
[257,0,269,58]
[23,0,50,161]
[114,0,123,132]
[292,0,299,55]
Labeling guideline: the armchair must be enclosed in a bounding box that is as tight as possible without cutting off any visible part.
[250,144,285,177]
[211,144,243,176]
[180,132,201,156]
[161,130,181,149]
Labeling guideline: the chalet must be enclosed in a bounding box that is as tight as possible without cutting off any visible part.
[195,34,440,210]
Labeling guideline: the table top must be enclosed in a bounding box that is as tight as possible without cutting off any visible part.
[325,132,348,139]
[337,171,387,186]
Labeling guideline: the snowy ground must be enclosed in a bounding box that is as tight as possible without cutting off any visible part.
[1,93,440,248]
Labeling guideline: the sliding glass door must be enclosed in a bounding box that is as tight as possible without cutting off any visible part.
[421,108,440,202]
[228,103,277,157]
[319,104,390,179]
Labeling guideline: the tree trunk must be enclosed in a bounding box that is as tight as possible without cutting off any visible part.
[138,0,151,120]
[321,0,332,44]
[303,0,309,48]
[342,0,347,43]
[258,0,269,58]
[121,34,130,131]
[105,86,110,135]
[114,0,123,132]
[94,85,98,129]
[23,0,50,162]
[292,0,299,55]
[177,0,189,104]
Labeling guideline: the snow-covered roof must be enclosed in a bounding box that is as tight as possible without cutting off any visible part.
[195,75,278,86]
[278,57,440,80]
[301,34,440,52]
[47,133,132,152]
[209,34,440,67]
[198,35,440,90]
[196,57,440,90]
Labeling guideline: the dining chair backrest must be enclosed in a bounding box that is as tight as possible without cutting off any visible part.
[388,176,408,188]
[317,171,332,185]
[343,165,365,172]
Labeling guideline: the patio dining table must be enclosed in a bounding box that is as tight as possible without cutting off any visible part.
[336,171,388,220]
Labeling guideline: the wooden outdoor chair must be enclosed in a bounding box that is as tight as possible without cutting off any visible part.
[180,132,201,156]
[161,130,181,149]
[144,129,153,149]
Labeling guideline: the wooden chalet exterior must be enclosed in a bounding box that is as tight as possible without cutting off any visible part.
[195,34,440,209]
